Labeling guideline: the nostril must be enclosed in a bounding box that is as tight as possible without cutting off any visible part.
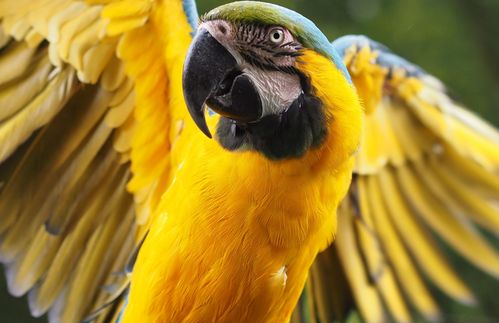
[218,25,227,34]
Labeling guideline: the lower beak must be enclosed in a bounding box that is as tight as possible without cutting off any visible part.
[182,28,262,138]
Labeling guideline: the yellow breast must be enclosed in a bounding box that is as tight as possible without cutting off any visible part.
[122,28,363,323]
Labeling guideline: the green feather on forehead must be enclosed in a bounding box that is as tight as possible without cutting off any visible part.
[201,1,351,81]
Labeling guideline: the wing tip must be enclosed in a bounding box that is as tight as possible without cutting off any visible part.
[458,294,478,307]
[423,311,442,323]
[27,288,48,318]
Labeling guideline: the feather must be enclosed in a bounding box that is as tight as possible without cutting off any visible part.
[309,250,351,322]
[53,191,133,323]
[443,144,499,196]
[113,114,135,153]
[0,26,11,47]
[27,0,71,38]
[0,41,37,84]
[101,55,127,91]
[427,155,499,232]
[8,146,118,296]
[56,6,101,61]
[378,167,475,304]
[0,54,52,122]
[0,66,78,163]
[397,164,499,277]
[78,41,117,84]
[28,163,127,317]
[366,175,440,320]
[66,18,105,71]
[336,201,385,323]
[104,86,135,128]
[101,0,152,36]
[328,35,499,322]
[410,90,499,170]
[24,29,44,48]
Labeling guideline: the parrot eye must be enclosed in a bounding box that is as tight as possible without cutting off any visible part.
[269,28,285,44]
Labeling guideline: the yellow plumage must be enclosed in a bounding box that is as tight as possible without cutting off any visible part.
[311,39,499,323]
[123,41,363,320]
[0,1,497,323]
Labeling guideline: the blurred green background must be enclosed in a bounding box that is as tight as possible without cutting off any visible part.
[1,0,498,322]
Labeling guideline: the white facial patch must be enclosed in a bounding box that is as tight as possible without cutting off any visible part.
[242,67,302,116]
[200,20,303,117]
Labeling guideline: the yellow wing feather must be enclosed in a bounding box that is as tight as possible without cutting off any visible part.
[0,0,193,321]
[306,36,499,322]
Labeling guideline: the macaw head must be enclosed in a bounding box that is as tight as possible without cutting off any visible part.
[183,1,362,161]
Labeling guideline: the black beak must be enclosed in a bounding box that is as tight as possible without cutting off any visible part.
[182,28,263,138]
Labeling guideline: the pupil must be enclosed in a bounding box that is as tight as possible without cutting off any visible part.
[273,33,279,39]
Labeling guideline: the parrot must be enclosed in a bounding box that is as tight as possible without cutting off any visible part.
[0,0,498,322]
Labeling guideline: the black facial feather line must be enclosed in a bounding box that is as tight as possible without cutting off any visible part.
[233,23,303,71]
[216,69,328,161]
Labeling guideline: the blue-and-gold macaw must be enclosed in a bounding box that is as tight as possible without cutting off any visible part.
[0,0,498,322]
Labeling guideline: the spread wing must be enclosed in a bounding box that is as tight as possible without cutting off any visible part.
[0,0,198,322]
[298,35,499,323]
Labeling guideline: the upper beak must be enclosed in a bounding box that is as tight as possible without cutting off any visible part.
[182,28,262,138]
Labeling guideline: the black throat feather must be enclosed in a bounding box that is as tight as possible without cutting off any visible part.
[215,75,328,160]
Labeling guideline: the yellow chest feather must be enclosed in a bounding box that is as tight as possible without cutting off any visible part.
[123,136,356,322]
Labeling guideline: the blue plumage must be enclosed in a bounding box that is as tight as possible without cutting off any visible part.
[183,0,199,31]
[332,35,425,77]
